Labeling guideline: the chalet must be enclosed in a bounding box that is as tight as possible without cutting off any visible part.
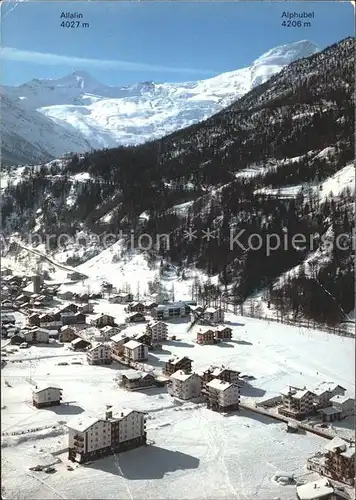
[164,356,192,377]
[329,395,355,417]
[134,332,152,347]
[10,334,25,345]
[123,340,148,362]
[22,328,50,344]
[74,312,86,324]
[67,408,147,463]
[15,294,30,305]
[324,437,355,486]
[91,314,116,328]
[109,293,133,304]
[145,320,168,343]
[215,326,232,340]
[196,328,215,345]
[111,332,132,360]
[121,371,156,390]
[1,300,14,309]
[57,291,75,301]
[78,303,94,314]
[87,343,112,365]
[39,313,62,330]
[99,325,121,340]
[32,385,62,408]
[59,303,78,314]
[127,302,145,313]
[75,293,90,303]
[278,386,316,420]
[127,312,146,323]
[60,311,78,325]
[59,326,79,343]
[71,337,91,351]
[206,379,240,412]
[200,366,241,391]
[313,382,347,409]
[144,301,158,311]
[168,371,201,400]
[204,307,224,324]
[1,314,16,325]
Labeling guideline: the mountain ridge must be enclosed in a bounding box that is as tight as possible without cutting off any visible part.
[2,40,320,166]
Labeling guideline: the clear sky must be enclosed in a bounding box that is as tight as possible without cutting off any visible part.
[1,1,354,86]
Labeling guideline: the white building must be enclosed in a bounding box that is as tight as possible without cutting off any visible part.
[111,331,131,360]
[313,382,346,408]
[100,325,122,340]
[152,301,189,320]
[204,307,224,324]
[206,379,240,412]
[145,321,168,343]
[87,343,112,365]
[329,395,355,417]
[23,328,50,344]
[296,478,337,500]
[67,408,146,463]
[168,370,202,400]
[32,385,62,408]
[123,340,148,361]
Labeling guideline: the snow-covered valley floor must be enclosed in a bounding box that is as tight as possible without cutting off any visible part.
[2,310,355,499]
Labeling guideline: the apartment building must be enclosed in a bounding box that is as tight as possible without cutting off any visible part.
[204,307,224,324]
[196,328,216,345]
[206,379,240,412]
[329,395,355,417]
[201,366,241,391]
[278,386,316,420]
[67,408,147,463]
[123,340,148,362]
[110,332,131,361]
[163,356,193,377]
[32,385,62,408]
[324,437,355,486]
[168,371,202,400]
[87,343,112,365]
[145,320,168,343]
[313,382,346,409]
[151,301,190,320]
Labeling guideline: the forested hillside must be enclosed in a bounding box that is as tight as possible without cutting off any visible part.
[2,37,354,325]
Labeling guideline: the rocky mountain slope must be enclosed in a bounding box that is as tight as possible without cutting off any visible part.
[2,40,319,165]
[2,37,354,325]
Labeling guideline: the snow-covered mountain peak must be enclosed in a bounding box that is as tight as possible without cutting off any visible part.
[3,39,322,165]
[253,40,320,67]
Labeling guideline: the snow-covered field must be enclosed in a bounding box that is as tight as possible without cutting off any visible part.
[2,308,355,499]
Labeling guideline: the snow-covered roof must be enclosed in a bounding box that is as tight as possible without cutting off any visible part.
[111,332,130,343]
[71,337,89,345]
[170,370,193,382]
[124,339,144,350]
[169,356,191,365]
[66,415,101,432]
[314,382,346,395]
[329,394,353,405]
[296,478,334,500]
[206,379,232,391]
[319,406,342,415]
[324,436,347,453]
[123,371,149,380]
[205,307,217,313]
[33,384,62,394]
[294,389,314,400]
